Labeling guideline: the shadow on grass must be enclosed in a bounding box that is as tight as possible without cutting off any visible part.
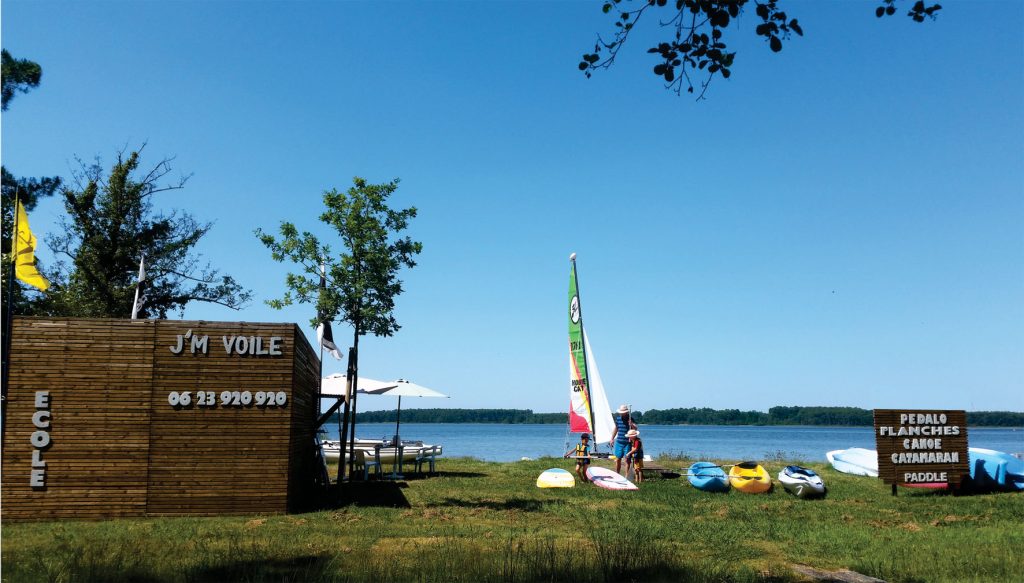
[186,554,332,583]
[426,497,552,512]
[388,470,488,480]
[319,482,412,508]
[433,471,488,478]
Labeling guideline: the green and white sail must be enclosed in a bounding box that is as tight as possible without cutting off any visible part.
[568,254,615,444]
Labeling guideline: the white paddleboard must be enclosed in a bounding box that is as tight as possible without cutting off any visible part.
[537,468,575,488]
[586,466,638,490]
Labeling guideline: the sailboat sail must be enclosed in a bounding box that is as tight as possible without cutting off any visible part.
[568,255,614,444]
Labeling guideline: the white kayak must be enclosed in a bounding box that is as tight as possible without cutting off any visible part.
[778,465,827,498]
[826,447,879,477]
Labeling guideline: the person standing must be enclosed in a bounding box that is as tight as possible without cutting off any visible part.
[564,433,592,483]
[609,404,637,475]
[625,429,644,484]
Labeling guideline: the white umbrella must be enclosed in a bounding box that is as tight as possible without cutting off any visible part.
[363,379,449,478]
[358,378,448,398]
[366,379,449,440]
[320,373,397,401]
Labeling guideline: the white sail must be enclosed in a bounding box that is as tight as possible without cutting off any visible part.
[582,326,615,444]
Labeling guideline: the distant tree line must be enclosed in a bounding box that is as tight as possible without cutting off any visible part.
[335,407,1024,427]
[351,409,565,424]
[965,411,1024,427]
[639,406,873,426]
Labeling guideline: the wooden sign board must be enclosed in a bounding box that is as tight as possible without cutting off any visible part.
[873,409,969,488]
[1,317,321,521]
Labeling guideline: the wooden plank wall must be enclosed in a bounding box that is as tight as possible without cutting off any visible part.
[1,318,320,521]
[2,319,155,520]
[287,326,320,512]
[147,321,301,516]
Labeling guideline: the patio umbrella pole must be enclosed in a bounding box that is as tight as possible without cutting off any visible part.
[392,396,402,477]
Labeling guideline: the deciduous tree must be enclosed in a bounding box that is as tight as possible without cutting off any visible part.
[257,177,422,480]
[579,0,941,99]
[46,148,251,318]
[257,177,422,338]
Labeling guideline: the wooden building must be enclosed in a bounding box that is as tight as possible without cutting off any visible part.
[1,317,321,521]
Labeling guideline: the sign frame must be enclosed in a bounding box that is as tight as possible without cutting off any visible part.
[873,408,969,491]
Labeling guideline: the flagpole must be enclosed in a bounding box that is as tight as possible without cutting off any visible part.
[316,329,324,433]
[2,188,23,451]
[315,262,326,487]
[130,255,144,319]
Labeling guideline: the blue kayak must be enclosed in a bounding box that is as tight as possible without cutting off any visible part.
[687,461,730,493]
[968,448,1024,491]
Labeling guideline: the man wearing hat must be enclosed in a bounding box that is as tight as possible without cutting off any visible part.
[609,404,637,475]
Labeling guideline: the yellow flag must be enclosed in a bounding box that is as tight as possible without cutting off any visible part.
[13,199,50,291]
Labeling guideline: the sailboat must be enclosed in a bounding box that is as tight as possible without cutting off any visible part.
[567,253,615,453]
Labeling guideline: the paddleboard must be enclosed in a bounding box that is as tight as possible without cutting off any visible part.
[687,461,730,493]
[586,466,638,490]
[536,468,575,488]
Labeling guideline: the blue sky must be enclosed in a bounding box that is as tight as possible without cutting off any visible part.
[3,1,1022,414]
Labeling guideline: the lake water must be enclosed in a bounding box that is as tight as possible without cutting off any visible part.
[323,423,1024,463]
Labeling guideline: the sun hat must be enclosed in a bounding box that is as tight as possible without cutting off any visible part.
[625,429,640,438]
[616,404,630,414]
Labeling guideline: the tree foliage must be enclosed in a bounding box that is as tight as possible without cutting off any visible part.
[1,168,63,317]
[579,0,941,98]
[1,49,42,111]
[45,148,251,318]
[257,177,422,338]
[637,406,1024,427]
[329,407,1024,426]
[349,409,566,424]
[1,50,62,323]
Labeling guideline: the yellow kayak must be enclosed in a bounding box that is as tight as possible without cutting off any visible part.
[728,462,773,494]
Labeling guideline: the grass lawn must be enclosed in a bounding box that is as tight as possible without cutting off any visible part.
[2,456,1021,582]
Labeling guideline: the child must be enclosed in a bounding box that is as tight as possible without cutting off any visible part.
[625,429,644,484]
[564,433,591,482]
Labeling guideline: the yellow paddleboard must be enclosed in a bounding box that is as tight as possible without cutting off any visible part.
[537,468,575,488]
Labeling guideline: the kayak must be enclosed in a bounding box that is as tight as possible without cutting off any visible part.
[686,461,730,493]
[968,448,1024,491]
[778,465,826,498]
[728,462,772,494]
[826,447,879,477]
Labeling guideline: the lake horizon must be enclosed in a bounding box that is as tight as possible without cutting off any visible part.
[323,423,1024,463]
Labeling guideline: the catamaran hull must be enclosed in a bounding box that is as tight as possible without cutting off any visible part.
[968,448,1024,491]
[321,440,442,464]
[826,448,879,477]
